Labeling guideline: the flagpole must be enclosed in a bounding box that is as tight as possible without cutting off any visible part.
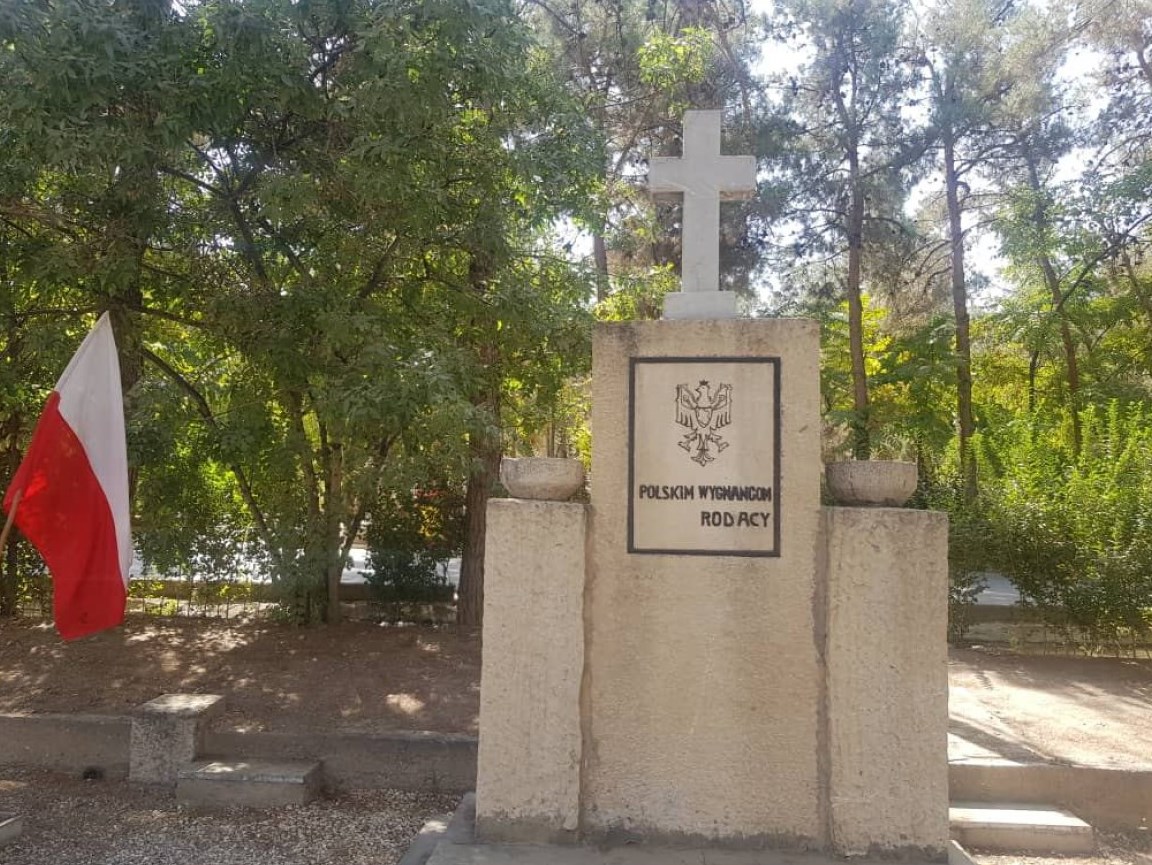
[0,488,22,551]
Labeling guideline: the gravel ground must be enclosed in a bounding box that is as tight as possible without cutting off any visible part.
[973,830,1152,865]
[0,767,456,865]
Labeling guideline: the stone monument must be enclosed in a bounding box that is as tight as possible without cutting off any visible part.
[473,110,949,861]
[648,110,757,321]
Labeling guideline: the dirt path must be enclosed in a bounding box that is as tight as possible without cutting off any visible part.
[949,647,1152,769]
[0,617,481,735]
[4,619,1152,773]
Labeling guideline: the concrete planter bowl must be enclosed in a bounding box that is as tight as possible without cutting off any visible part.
[499,457,585,502]
[825,460,918,507]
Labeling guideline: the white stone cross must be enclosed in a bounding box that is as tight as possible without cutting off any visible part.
[648,110,757,300]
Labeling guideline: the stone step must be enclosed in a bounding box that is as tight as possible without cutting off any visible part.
[950,802,1096,855]
[0,813,24,846]
[177,759,322,809]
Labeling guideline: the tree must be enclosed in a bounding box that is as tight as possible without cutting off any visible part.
[775,0,923,458]
[527,0,767,306]
[915,0,1043,499]
[0,0,599,625]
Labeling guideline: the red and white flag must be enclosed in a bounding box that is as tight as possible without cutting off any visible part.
[2,313,132,640]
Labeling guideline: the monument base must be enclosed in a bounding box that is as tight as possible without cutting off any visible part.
[662,290,740,319]
[426,799,947,865]
[476,318,949,860]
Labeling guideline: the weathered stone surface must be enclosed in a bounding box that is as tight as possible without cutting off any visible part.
[472,315,953,857]
[950,803,1095,855]
[499,458,585,502]
[0,813,24,846]
[204,728,476,793]
[476,500,586,843]
[0,712,130,779]
[662,291,740,320]
[648,110,756,300]
[824,460,917,507]
[134,694,224,718]
[129,693,224,784]
[824,507,949,857]
[427,840,944,865]
[0,713,476,793]
[950,760,1152,833]
[586,318,824,845]
[176,759,322,809]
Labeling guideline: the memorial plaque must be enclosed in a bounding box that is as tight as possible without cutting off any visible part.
[628,357,781,556]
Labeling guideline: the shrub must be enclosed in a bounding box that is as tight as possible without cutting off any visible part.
[363,486,463,604]
[973,404,1152,649]
[919,475,992,640]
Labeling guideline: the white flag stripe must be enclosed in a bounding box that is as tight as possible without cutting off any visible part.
[55,313,133,587]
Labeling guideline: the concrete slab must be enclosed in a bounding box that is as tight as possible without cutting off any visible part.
[176,759,322,809]
[947,840,979,865]
[134,694,226,719]
[130,693,225,784]
[427,844,943,865]
[949,759,1152,832]
[0,813,24,846]
[950,802,1095,854]
[399,794,476,865]
[421,795,943,865]
[398,813,453,865]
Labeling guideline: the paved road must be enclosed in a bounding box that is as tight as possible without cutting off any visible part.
[974,572,1021,606]
[130,549,463,588]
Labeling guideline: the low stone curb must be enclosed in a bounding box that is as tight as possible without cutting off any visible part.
[947,840,979,865]
[950,758,1152,832]
[398,794,476,865]
[0,713,477,793]
[4,710,1149,831]
[0,813,24,846]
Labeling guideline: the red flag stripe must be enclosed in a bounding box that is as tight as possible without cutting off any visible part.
[4,392,126,639]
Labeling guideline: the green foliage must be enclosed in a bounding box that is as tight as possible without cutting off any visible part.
[948,405,1152,647]
[2,0,1150,641]
[364,487,463,603]
[812,293,956,462]
[594,267,680,322]
[0,0,601,623]
[637,27,713,104]
[918,475,991,640]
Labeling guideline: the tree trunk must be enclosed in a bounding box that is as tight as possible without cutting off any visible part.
[846,146,870,460]
[0,415,19,617]
[829,46,870,461]
[322,432,345,624]
[0,349,21,617]
[1024,155,1082,454]
[593,234,610,303]
[282,389,328,622]
[1,533,16,618]
[457,252,502,629]
[107,272,145,503]
[943,131,977,501]
[1119,251,1152,338]
[457,435,500,628]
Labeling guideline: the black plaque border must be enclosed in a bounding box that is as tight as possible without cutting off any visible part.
[627,356,782,557]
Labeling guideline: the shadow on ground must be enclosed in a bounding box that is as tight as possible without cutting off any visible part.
[948,647,1152,768]
[0,618,481,735]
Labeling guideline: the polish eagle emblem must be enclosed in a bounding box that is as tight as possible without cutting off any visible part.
[675,380,732,466]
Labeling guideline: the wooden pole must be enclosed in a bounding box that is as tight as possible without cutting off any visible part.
[0,488,22,552]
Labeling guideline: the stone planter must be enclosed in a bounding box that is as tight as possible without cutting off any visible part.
[499,457,585,502]
[825,460,918,508]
